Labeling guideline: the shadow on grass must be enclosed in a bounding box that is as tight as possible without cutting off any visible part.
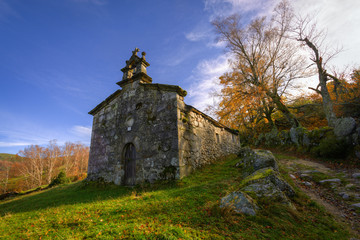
[0,156,239,217]
[0,181,135,216]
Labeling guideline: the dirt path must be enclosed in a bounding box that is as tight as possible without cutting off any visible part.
[278,157,360,237]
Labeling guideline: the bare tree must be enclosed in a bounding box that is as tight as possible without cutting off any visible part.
[62,142,75,176]
[19,145,45,188]
[294,14,342,127]
[0,160,12,193]
[213,0,309,128]
[45,140,61,184]
[73,143,89,176]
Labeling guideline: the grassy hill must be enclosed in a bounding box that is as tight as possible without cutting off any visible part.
[0,155,353,239]
[0,153,20,162]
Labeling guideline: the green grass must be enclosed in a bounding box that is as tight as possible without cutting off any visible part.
[0,155,353,239]
[273,153,297,161]
[0,153,18,161]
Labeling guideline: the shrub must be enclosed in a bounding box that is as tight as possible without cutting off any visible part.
[49,171,70,187]
[310,132,350,158]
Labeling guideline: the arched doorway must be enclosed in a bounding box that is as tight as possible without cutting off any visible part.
[123,143,136,186]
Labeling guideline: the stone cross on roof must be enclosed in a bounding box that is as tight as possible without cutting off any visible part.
[132,48,139,56]
[117,48,152,87]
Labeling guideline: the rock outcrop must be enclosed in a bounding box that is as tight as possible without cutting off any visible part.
[221,148,295,215]
[220,192,258,216]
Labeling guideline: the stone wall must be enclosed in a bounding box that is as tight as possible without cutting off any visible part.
[177,96,241,177]
[88,81,181,184]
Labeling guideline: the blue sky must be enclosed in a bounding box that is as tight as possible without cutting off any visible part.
[1,0,359,154]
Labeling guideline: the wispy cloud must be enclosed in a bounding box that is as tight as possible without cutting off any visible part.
[0,0,20,22]
[186,54,232,114]
[185,20,212,42]
[163,45,202,67]
[185,30,209,42]
[204,0,277,20]
[71,125,92,139]
[0,142,33,147]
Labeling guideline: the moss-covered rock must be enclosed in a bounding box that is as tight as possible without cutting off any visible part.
[220,191,258,216]
[240,167,295,198]
[236,148,279,177]
[290,127,308,146]
[334,117,356,137]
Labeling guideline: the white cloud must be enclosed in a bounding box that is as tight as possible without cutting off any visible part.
[292,0,360,69]
[0,142,33,147]
[185,31,209,42]
[186,54,232,114]
[71,125,92,138]
[164,45,202,67]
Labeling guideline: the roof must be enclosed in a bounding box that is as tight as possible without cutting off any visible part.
[88,83,186,116]
[88,83,238,135]
[88,89,122,116]
[185,104,239,135]
[142,83,187,97]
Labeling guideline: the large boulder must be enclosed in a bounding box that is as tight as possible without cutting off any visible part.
[290,127,309,146]
[237,148,278,176]
[227,148,296,215]
[241,168,295,199]
[334,117,356,137]
[220,191,258,216]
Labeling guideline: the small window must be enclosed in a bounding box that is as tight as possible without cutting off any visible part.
[216,133,220,143]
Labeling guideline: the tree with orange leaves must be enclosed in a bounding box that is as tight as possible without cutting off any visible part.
[213,0,308,129]
[215,70,275,131]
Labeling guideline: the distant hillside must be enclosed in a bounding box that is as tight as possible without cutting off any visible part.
[0,153,19,162]
[0,155,354,239]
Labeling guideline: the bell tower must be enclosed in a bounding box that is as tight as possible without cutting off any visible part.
[117,48,152,88]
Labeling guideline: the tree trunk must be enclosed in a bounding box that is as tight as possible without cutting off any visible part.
[319,73,337,127]
[268,91,300,128]
[301,37,338,127]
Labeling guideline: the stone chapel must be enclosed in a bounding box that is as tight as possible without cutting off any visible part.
[87,48,241,185]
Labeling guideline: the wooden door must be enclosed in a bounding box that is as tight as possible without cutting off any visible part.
[124,143,136,186]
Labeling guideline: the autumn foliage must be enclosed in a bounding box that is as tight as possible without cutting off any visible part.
[212,0,359,140]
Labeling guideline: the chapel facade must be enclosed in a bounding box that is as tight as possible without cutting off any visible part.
[87,49,241,185]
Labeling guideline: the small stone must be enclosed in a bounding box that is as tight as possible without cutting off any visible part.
[351,203,360,209]
[300,173,312,180]
[345,183,355,189]
[352,173,360,178]
[341,193,350,200]
[289,174,296,179]
[303,181,312,186]
[319,179,341,184]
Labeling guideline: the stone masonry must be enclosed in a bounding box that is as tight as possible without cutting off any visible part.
[87,48,241,185]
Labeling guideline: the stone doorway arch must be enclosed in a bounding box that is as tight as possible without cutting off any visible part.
[123,143,136,185]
